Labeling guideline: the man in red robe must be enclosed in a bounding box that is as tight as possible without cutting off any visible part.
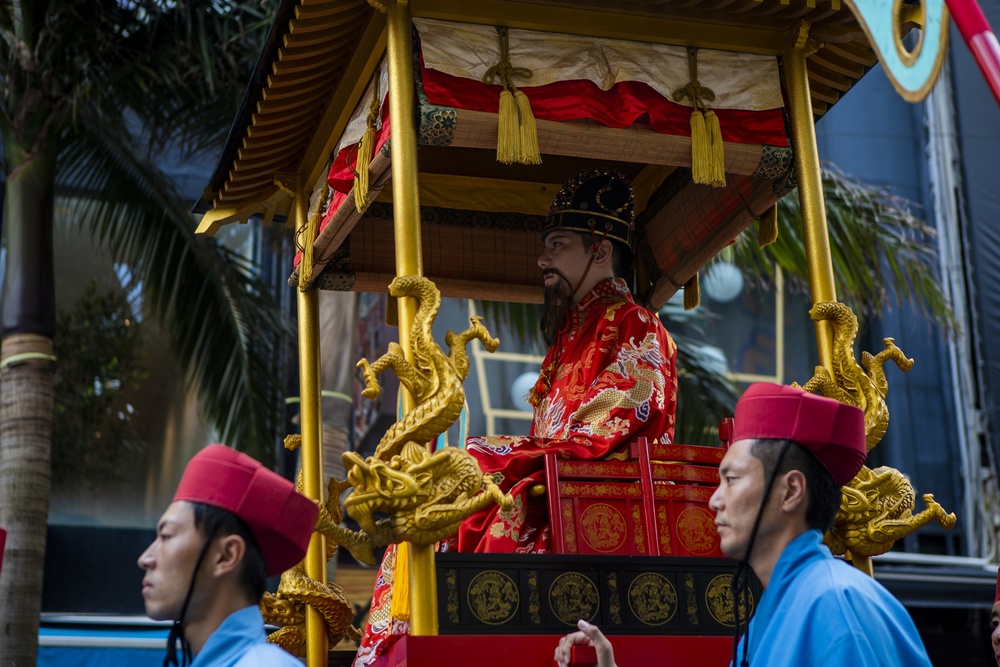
[355,169,678,665]
[453,168,678,553]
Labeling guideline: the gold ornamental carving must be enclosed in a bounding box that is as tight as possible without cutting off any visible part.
[527,570,542,624]
[580,503,627,552]
[676,506,719,555]
[705,574,754,628]
[627,573,677,626]
[261,465,361,657]
[323,276,510,552]
[357,275,500,461]
[794,302,956,558]
[607,572,622,625]
[549,572,600,625]
[683,573,698,625]
[467,570,520,625]
[446,569,460,624]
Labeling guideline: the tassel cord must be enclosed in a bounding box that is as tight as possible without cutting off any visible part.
[162,525,220,667]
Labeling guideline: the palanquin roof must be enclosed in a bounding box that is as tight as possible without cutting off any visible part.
[196,0,882,306]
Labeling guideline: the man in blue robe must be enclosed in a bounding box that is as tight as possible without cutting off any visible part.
[139,445,318,666]
[555,383,932,667]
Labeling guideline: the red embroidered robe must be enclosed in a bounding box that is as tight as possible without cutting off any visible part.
[454,277,677,552]
[354,278,677,664]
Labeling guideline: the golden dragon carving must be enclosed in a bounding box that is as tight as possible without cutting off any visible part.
[264,275,512,647]
[357,275,500,461]
[260,438,361,657]
[793,301,956,558]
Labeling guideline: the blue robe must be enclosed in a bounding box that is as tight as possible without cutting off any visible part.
[191,605,302,667]
[734,530,931,667]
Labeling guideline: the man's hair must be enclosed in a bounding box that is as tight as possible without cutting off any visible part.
[192,503,267,603]
[572,232,633,278]
[748,439,842,531]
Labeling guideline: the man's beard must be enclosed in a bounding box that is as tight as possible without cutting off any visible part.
[540,270,573,347]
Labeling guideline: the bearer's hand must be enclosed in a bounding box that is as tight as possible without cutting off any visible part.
[554,619,617,667]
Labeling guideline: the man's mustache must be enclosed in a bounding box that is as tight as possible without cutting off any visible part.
[542,268,570,284]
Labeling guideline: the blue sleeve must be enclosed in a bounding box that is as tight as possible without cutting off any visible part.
[233,644,304,666]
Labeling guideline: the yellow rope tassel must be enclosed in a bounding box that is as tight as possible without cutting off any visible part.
[497,88,520,164]
[298,183,328,291]
[390,542,411,621]
[354,77,381,212]
[674,48,721,188]
[485,26,537,165]
[354,125,374,212]
[704,110,726,188]
[683,272,700,311]
[689,109,712,185]
[514,89,541,165]
[759,203,779,247]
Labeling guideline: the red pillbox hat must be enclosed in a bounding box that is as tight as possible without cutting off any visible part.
[733,383,866,487]
[173,445,317,576]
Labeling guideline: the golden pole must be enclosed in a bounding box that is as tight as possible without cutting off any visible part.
[385,0,437,636]
[293,179,330,666]
[782,29,837,371]
[784,26,874,577]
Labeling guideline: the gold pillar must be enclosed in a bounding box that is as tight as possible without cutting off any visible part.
[784,29,874,577]
[293,180,330,666]
[385,0,437,635]
[782,34,837,370]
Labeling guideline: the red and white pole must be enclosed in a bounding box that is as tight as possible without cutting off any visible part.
[946,0,1000,105]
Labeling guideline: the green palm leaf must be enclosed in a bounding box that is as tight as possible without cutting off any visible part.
[57,119,290,461]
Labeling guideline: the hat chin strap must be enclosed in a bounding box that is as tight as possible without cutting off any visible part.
[163,526,219,667]
[568,228,612,304]
[730,440,792,667]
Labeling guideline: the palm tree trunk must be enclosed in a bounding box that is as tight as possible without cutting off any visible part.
[0,144,57,665]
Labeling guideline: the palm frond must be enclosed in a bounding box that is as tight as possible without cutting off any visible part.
[730,165,954,331]
[56,117,291,462]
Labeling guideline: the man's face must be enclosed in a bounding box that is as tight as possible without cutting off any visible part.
[138,501,206,621]
[537,231,592,300]
[991,600,1000,665]
[709,439,768,560]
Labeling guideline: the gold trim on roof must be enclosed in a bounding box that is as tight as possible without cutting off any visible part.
[199,0,877,237]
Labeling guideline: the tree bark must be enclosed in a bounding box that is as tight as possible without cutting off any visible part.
[0,142,57,665]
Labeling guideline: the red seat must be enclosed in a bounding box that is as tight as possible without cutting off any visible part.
[544,420,732,556]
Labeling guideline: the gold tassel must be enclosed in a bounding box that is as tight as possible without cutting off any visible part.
[689,109,712,186]
[514,89,541,165]
[390,542,411,621]
[683,272,700,311]
[298,184,328,291]
[354,77,381,212]
[759,203,779,247]
[354,126,374,212]
[485,26,537,165]
[497,88,519,165]
[704,110,726,188]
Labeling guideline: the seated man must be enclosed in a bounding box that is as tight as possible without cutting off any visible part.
[139,445,317,667]
[454,168,678,553]
[354,170,678,665]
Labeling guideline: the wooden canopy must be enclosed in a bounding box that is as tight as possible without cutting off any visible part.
[196,0,881,307]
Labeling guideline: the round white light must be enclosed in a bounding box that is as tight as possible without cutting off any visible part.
[510,371,540,410]
[702,262,745,303]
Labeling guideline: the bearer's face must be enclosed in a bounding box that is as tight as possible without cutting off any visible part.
[137,501,204,621]
[537,231,591,297]
[991,600,1000,665]
[709,440,767,560]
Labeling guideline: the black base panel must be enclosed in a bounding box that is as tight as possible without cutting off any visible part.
[436,553,760,636]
